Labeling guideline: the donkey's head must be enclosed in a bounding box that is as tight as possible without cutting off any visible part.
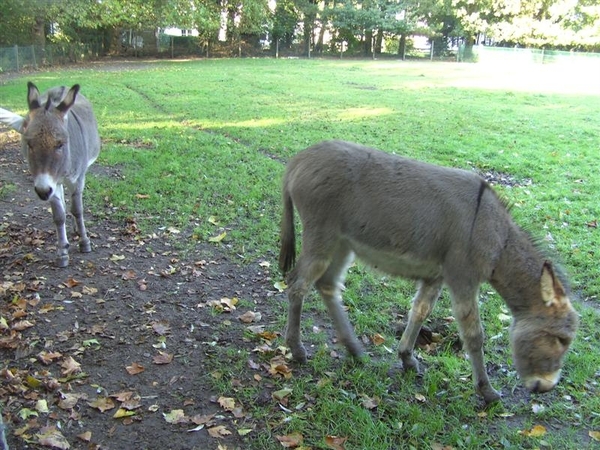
[22,82,80,201]
[510,262,579,393]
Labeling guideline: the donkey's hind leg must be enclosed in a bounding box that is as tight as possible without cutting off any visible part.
[398,278,443,372]
[315,245,364,359]
[285,252,331,363]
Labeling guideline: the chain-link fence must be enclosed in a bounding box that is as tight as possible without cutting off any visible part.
[0,43,103,73]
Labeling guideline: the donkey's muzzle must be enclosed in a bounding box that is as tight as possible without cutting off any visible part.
[35,186,52,201]
[524,371,561,393]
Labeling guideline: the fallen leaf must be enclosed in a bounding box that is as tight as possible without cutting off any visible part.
[589,431,600,441]
[77,431,92,442]
[12,320,35,331]
[218,396,236,411]
[371,333,385,345]
[325,435,348,450]
[361,394,380,410]
[152,321,171,335]
[60,356,82,375]
[37,426,70,449]
[272,388,293,402]
[38,351,63,365]
[414,393,426,403]
[190,413,216,425]
[163,409,188,424]
[153,351,173,365]
[519,424,547,437]
[208,231,227,243]
[276,432,303,448]
[35,399,49,413]
[273,280,287,292]
[126,362,145,375]
[208,425,232,438]
[113,408,136,419]
[87,397,116,413]
[238,311,258,323]
[63,277,80,288]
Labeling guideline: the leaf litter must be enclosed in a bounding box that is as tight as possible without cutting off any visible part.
[0,138,287,449]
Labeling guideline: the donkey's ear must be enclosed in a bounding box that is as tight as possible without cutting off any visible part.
[27,81,41,110]
[540,261,568,307]
[56,84,80,114]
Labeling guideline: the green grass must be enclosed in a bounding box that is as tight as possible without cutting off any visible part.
[1,58,599,449]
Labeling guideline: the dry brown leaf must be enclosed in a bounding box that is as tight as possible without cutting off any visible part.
[122,270,137,280]
[208,425,232,438]
[12,320,35,331]
[126,362,145,375]
[238,311,257,323]
[58,393,85,410]
[63,277,80,288]
[276,432,303,448]
[77,431,92,442]
[87,397,116,413]
[191,413,216,425]
[60,356,81,375]
[153,351,174,365]
[152,321,171,335]
[371,333,385,345]
[37,426,70,449]
[38,351,63,365]
[325,435,348,450]
[218,396,236,411]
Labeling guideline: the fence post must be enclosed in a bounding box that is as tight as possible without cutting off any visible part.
[14,45,19,71]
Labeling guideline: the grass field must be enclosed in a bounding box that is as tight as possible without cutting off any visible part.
[1,58,599,449]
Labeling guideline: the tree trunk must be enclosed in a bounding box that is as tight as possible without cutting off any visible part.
[364,30,373,56]
[375,29,383,55]
[32,17,45,46]
[398,34,407,60]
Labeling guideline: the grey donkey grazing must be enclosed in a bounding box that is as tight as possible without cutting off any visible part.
[279,140,578,404]
[4,82,101,267]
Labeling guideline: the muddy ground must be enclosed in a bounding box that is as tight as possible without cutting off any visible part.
[0,123,285,449]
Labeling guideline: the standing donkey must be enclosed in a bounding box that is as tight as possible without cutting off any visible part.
[1,82,101,267]
[279,140,579,403]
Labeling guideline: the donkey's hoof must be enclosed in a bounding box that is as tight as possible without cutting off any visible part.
[479,386,501,404]
[400,353,420,372]
[289,345,308,364]
[56,255,69,268]
[79,240,92,253]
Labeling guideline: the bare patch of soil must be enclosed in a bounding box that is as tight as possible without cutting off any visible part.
[0,127,284,449]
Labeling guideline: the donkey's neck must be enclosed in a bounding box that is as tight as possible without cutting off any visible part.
[490,224,544,314]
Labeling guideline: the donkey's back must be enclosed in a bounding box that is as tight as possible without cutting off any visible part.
[280,140,508,283]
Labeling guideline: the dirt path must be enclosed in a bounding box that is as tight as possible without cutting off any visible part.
[0,126,282,449]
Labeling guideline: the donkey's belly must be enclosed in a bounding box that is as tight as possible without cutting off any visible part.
[349,240,443,280]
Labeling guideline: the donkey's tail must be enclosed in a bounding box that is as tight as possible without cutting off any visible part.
[279,187,296,275]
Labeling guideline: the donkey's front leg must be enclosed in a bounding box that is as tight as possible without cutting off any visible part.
[450,288,501,404]
[50,186,69,267]
[398,278,443,371]
[71,180,91,253]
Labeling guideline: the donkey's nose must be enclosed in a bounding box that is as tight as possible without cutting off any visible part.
[35,186,52,201]
[524,371,560,393]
